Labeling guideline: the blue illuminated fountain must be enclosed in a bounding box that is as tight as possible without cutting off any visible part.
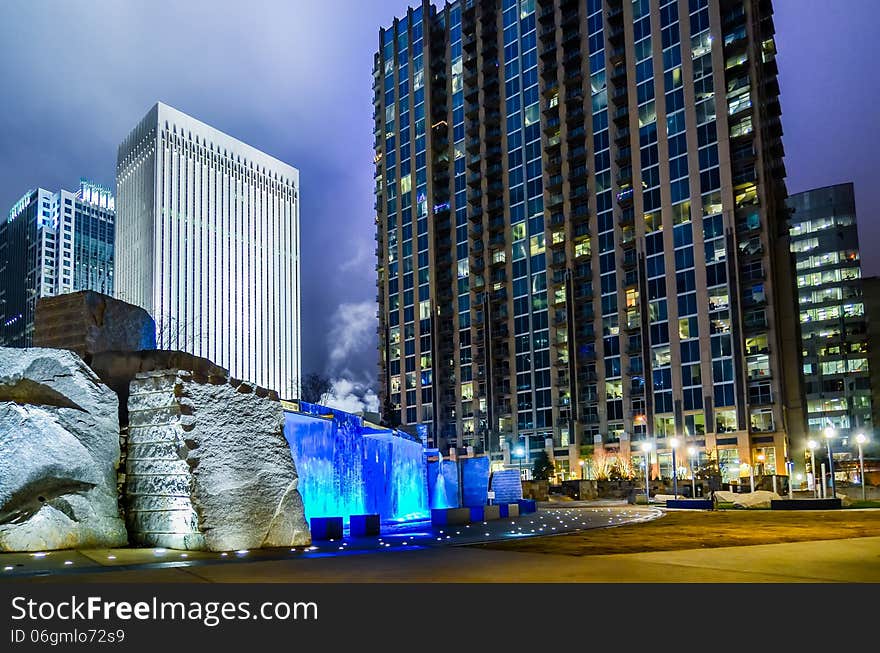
[430,453,454,510]
[283,402,430,524]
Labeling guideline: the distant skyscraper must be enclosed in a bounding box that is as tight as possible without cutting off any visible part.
[862,276,880,432]
[787,183,873,449]
[0,180,115,347]
[374,0,803,483]
[115,102,301,398]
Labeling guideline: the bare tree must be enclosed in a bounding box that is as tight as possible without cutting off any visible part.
[154,313,207,351]
[299,372,333,405]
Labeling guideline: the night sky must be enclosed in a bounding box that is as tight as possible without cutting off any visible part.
[0,0,877,408]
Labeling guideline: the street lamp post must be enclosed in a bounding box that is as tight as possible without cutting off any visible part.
[787,460,794,499]
[824,427,837,499]
[515,446,525,479]
[641,441,652,504]
[670,438,679,498]
[687,446,697,498]
[808,440,818,498]
[856,433,867,502]
[743,463,754,493]
[756,452,767,492]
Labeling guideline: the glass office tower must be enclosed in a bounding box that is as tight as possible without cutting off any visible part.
[374,0,802,482]
[116,102,301,399]
[0,180,115,347]
[787,183,872,459]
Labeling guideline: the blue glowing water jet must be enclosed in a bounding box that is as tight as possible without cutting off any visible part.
[283,402,429,524]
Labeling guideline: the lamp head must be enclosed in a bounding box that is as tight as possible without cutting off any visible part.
[514,446,524,457]
[687,446,696,456]
[669,437,679,449]
[640,441,652,453]
[757,453,765,462]
[824,427,835,439]
[856,433,867,444]
[807,440,818,451]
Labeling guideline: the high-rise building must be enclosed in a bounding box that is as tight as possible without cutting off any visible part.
[863,276,880,432]
[0,180,115,347]
[374,0,803,482]
[115,102,301,398]
[787,183,872,454]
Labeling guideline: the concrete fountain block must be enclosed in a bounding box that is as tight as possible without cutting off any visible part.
[517,499,537,514]
[310,517,344,540]
[482,505,501,521]
[431,507,471,526]
[499,503,520,518]
[349,513,381,536]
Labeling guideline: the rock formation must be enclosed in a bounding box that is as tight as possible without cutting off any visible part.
[0,348,127,551]
[126,369,310,551]
[33,291,156,364]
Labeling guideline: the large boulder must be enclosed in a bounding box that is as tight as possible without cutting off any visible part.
[126,370,310,551]
[33,291,156,364]
[0,347,127,551]
[714,490,780,509]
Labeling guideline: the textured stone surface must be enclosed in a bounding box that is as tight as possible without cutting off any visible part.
[126,370,310,551]
[714,490,781,508]
[33,291,156,363]
[0,347,127,551]
[489,469,523,504]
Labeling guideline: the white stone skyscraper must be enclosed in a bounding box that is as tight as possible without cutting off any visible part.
[115,102,301,398]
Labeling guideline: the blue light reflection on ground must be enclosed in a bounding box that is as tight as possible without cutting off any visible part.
[0,504,661,579]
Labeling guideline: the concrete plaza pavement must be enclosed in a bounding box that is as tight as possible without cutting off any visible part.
[10,535,880,584]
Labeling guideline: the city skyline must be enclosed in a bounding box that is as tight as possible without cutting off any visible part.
[0,0,877,403]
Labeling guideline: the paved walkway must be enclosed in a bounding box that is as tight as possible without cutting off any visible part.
[1,503,657,581]
[8,537,880,583]
[4,503,879,583]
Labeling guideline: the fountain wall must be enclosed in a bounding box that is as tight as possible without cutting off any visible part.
[283,402,429,524]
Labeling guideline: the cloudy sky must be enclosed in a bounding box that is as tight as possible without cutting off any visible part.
[1,0,877,407]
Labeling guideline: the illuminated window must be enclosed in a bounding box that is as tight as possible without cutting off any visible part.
[524,103,540,126]
[626,288,639,309]
[606,380,623,400]
[715,409,737,433]
[644,211,662,233]
[654,416,675,437]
